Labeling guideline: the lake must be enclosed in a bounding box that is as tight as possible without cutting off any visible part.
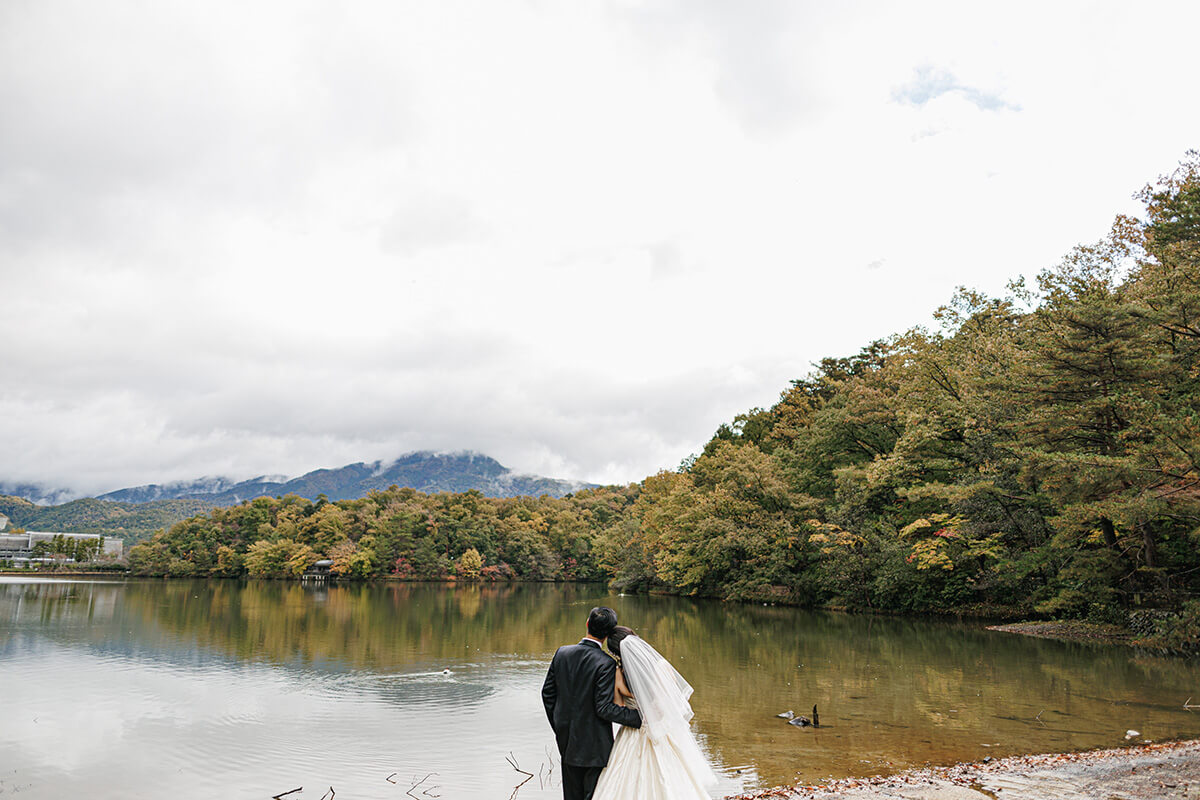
[1,577,1197,799]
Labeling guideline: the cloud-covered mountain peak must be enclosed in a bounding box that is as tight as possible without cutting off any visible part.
[91,451,595,506]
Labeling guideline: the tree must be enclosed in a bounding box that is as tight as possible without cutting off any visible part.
[1011,227,1168,613]
[244,539,317,578]
[212,545,243,577]
[455,547,483,581]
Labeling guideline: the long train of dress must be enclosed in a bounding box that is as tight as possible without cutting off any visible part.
[592,697,716,800]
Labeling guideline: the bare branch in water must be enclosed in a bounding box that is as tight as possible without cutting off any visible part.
[541,745,556,789]
[273,788,302,800]
[506,753,534,800]
[407,773,439,800]
[506,753,533,777]
[386,773,398,784]
[317,787,334,800]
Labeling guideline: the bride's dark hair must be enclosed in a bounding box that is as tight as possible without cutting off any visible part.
[607,625,635,658]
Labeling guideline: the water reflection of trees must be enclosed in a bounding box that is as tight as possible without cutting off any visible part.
[611,596,1200,781]
[0,580,120,625]
[122,582,1200,719]
[6,579,1200,786]
[121,580,606,670]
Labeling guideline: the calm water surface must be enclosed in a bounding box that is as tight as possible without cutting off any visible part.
[1,578,1198,799]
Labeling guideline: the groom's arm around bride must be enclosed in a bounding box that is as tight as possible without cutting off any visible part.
[542,607,642,800]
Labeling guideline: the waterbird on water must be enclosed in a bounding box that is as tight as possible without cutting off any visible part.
[780,705,820,727]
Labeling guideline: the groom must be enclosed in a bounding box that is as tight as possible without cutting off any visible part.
[542,607,642,800]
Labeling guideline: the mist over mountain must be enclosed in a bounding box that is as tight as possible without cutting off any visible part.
[95,451,596,505]
[0,482,77,507]
[0,452,599,539]
[98,476,290,505]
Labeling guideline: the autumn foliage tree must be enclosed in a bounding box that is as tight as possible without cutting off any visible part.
[127,155,1200,621]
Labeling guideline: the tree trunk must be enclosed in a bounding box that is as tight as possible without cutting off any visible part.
[1099,516,1119,549]
[1141,523,1158,569]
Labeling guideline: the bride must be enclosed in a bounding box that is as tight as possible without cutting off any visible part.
[592,626,719,800]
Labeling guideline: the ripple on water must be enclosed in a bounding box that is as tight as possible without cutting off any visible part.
[5,580,1200,798]
[327,667,501,710]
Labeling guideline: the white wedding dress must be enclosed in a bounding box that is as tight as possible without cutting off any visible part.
[592,636,718,800]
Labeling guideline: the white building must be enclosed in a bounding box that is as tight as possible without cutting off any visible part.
[0,530,124,562]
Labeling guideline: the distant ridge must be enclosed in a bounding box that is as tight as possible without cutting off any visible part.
[96,451,596,505]
[0,494,215,540]
[0,482,77,507]
[0,452,599,539]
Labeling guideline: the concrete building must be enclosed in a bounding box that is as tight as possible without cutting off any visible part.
[0,529,124,563]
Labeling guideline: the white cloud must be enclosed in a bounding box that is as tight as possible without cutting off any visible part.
[1,0,1199,495]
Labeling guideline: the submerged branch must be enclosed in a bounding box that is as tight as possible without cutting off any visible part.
[406,772,439,800]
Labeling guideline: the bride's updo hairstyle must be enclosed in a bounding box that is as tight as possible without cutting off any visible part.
[607,625,635,658]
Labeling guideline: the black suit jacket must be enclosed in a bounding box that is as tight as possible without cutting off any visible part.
[542,639,642,767]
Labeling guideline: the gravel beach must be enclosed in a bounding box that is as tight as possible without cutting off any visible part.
[729,739,1200,799]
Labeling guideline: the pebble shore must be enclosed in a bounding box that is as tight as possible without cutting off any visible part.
[729,739,1200,799]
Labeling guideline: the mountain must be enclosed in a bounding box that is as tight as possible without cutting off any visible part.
[0,452,598,541]
[0,482,78,506]
[98,475,288,504]
[97,451,596,505]
[0,495,214,540]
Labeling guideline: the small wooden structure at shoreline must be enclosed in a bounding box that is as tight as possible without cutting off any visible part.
[302,559,334,581]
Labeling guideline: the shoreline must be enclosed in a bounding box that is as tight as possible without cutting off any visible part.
[983,619,1193,654]
[730,739,1200,799]
[986,619,1138,647]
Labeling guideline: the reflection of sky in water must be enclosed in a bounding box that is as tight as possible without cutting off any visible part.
[317,667,499,708]
[0,581,745,799]
[3,578,1198,799]
[3,645,565,799]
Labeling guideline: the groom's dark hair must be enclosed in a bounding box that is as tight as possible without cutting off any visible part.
[587,606,618,640]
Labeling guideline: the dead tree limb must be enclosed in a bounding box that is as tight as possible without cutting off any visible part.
[506,753,534,800]
[506,753,533,778]
[542,745,556,788]
[273,788,302,800]
[407,773,438,800]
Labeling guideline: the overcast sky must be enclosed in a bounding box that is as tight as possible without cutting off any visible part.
[3,0,1199,497]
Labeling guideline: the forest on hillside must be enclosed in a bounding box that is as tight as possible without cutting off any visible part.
[126,154,1200,634]
[126,486,634,582]
[0,495,214,539]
